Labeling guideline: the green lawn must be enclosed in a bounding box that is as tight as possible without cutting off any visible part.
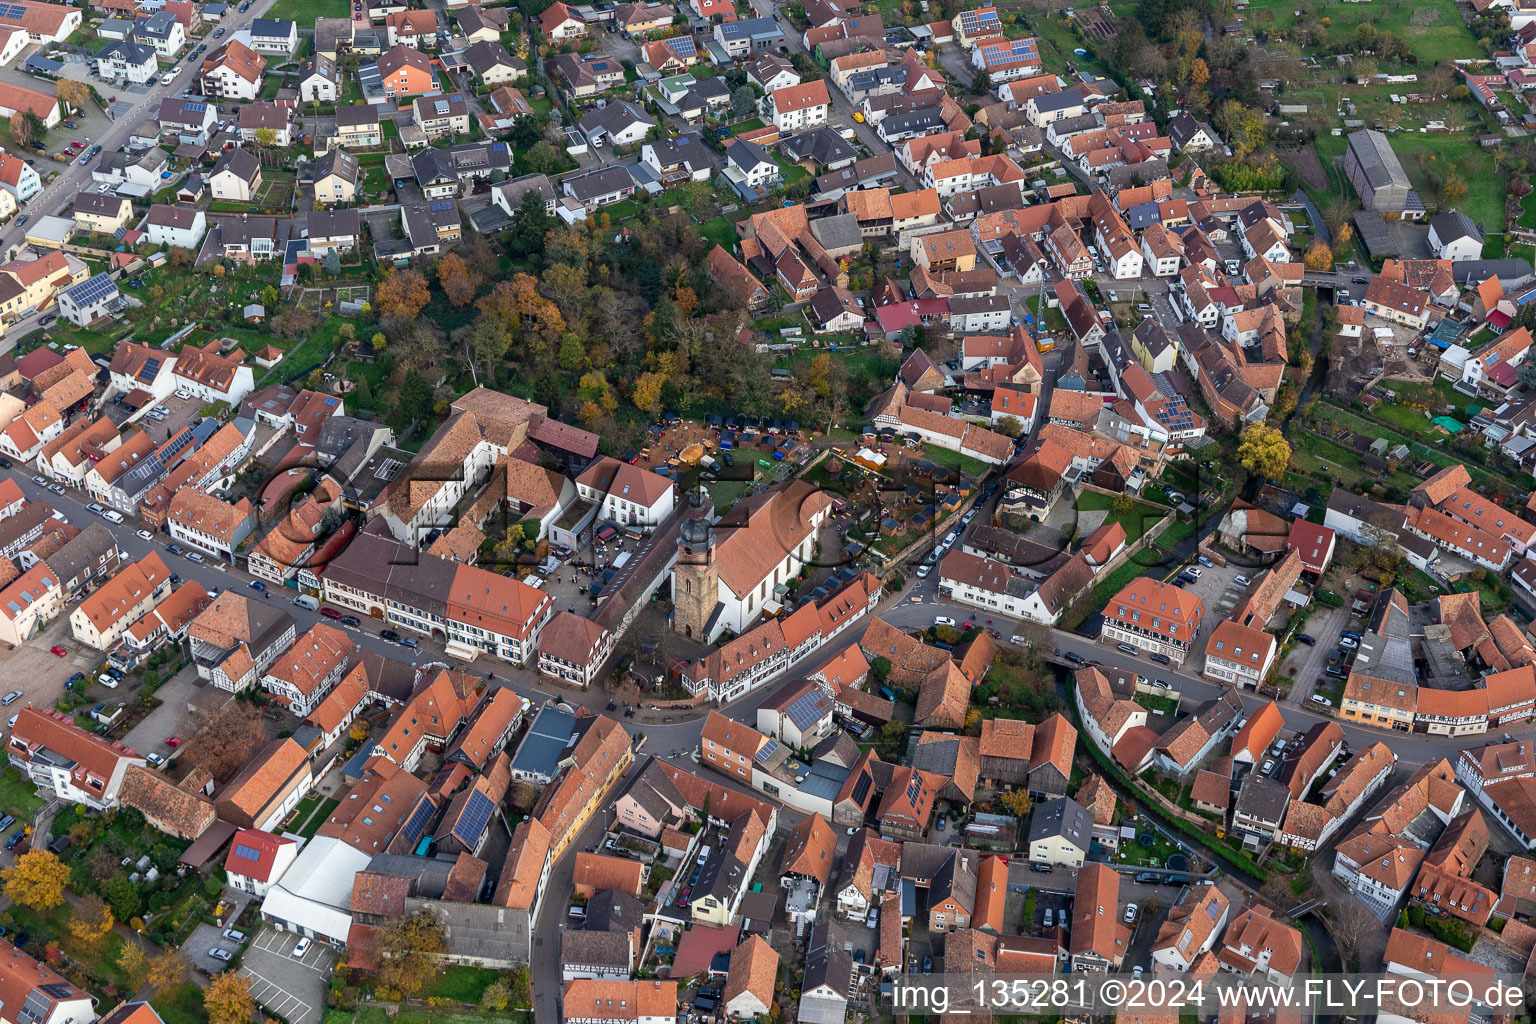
[421,967,503,1003]
[730,118,765,135]
[918,443,990,479]
[0,768,43,821]
[153,984,207,1024]
[265,0,348,16]
[1242,0,1477,64]
[700,215,738,251]
[1073,490,1169,544]
[288,795,340,838]
[775,156,811,186]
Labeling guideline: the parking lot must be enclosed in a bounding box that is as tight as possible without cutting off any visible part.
[120,663,200,758]
[134,391,206,444]
[1280,601,1354,706]
[186,921,245,974]
[239,927,336,1024]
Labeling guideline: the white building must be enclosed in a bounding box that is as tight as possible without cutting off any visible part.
[574,457,676,531]
[225,829,300,897]
[98,39,158,84]
[7,707,145,811]
[769,80,830,132]
[145,204,207,250]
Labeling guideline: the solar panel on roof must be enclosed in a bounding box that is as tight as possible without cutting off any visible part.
[454,789,494,845]
[400,795,434,840]
[754,737,781,763]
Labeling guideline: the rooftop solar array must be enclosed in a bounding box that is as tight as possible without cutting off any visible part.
[453,788,495,846]
[64,274,119,307]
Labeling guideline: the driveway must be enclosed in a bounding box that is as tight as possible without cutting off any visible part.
[1281,602,1352,705]
[186,923,240,974]
[120,663,201,757]
[239,927,336,1024]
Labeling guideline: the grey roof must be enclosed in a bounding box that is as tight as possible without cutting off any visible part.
[584,889,644,933]
[1233,775,1290,826]
[133,12,178,40]
[98,39,156,65]
[1347,129,1411,191]
[335,104,381,127]
[465,39,521,75]
[322,531,459,620]
[251,17,296,38]
[306,147,360,187]
[411,140,513,185]
[880,106,949,138]
[725,135,775,173]
[717,15,784,40]
[1028,796,1092,850]
[563,165,635,202]
[308,207,360,240]
[40,524,117,586]
[1431,209,1482,245]
[808,212,862,251]
[695,851,748,904]
[646,132,712,173]
[617,756,688,821]
[495,172,556,207]
[949,294,1010,314]
[781,126,855,168]
[562,928,630,967]
[578,99,655,139]
[1452,258,1534,286]
[404,897,525,961]
[508,705,580,779]
[211,148,261,184]
[1032,88,1086,114]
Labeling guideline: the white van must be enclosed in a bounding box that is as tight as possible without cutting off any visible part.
[102,510,124,524]
[292,594,319,611]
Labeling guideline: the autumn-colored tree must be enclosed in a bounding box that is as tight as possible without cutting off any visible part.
[1236,422,1292,480]
[998,789,1033,818]
[68,893,114,945]
[438,252,477,306]
[146,948,187,996]
[1189,57,1210,88]
[376,268,431,319]
[205,971,256,1024]
[1303,240,1333,271]
[371,332,387,352]
[377,912,447,1000]
[56,79,89,112]
[118,943,149,989]
[179,701,269,783]
[1440,175,1468,205]
[480,979,512,1012]
[8,111,33,147]
[3,849,68,910]
[632,371,666,416]
[348,720,370,742]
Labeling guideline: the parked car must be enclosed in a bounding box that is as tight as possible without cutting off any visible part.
[934,616,955,627]
[320,608,342,620]
[1297,633,1315,646]
[209,948,232,962]
[380,629,402,643]
[223,929,245,942]
[0,692,18,706]
[1123,903,1138,923]
[1339,637,1359,650]
[1310,694,1332,707]
[1261,758,1276,774]
[146,752,164,766]
[213,26,224,36]
[1234,575,1252,588]
[1116,643,1138,656]
[165,736,181,747]
[248,580,266,592]
[1197,555,1213,567]
[136,529,153,541]
[1043,908,1054,927]
[1149,652,1171,665]
[291,938,311,958]
[340,615,361,627]
[166,543,184,556]
[5,831,23,850]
